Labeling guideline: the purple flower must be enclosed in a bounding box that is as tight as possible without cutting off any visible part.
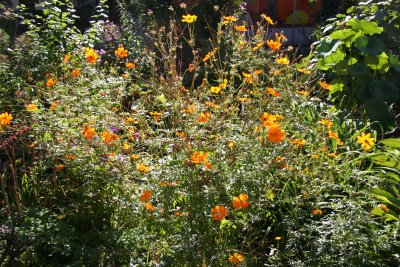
[134,132,140,141]
[109,126,119,133]
[98,49,106,55]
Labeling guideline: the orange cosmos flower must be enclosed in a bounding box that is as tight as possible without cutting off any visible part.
[267,32,286,51]
[191,151,208,164]
[202,47,219,62]
[144,202,155,211]
[85,47,98,64]
[136,163,150,173]
[115,46,128,59]
[260,113,283,128]
[72,69,80,77]
[234,25,247,32]
[232,193,250,209]
[211,205,228,220]
[49,101,60,110]
[82,125,96,140]
[318,80,331,90]
[101,131,119,144]
[26,104,38,111]
[379,203,389,213]
[228,253,245,264]
[55,164,64,171]
[63,53,71,62]
[328,131,340,140]
[267,39,281,51]
[197,112,211,123]
[126,62,135,69]
[139,189,152,202]
[150,111,162,122]
[252,41,264,51]
[312,209,323,215]
[267,87,281,97]
[46,78,56,87]
[267,126,286,143]
[0,112,13,125]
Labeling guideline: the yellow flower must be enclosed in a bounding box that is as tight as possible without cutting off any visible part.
[182,14,197,23]
[126,62,135,69]
[0,112,13,126]
[222,16,237,25]
[232,193,250,209]
[297,68,311,74]
[242,72,253,84]
[263,15,275,25]
[205,101,220,109]
[297,90,310,96]
[234,25,247,32]
[357,132,375,151]
[228,253,244,263]
[26,104,38,111]
[139,189,152,202]
[123,142,131,150]
[252,41,264,51]
[290,139,306,147]
[267,126,286,143]
[211,205,228,220]
[318,80,331,90]
[275,56,290,65]
[115,46,128,59]
[210,86,221,94]
[191,151,208,164]
[85,47,98,64]
[136,163,150,173]
[319,119,333,128]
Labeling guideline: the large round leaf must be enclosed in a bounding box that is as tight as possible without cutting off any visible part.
[369,80,399,102]
[354,36,386,56]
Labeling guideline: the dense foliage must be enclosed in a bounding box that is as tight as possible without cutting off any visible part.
[0,0,399,266]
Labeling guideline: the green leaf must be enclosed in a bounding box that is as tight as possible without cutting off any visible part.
[369,80,399,102]
[329,29,361,47]
[370,188,400,209]
[380,138,400,149]
[364,97,396,130]
[155,94,167,105]
[346,18,383,35]
[389,52,400,72]
[316,39,342,57]
[354,36,386,56]
[370,154,400,169]
[365,52,390,74]
[371,207,385,216]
